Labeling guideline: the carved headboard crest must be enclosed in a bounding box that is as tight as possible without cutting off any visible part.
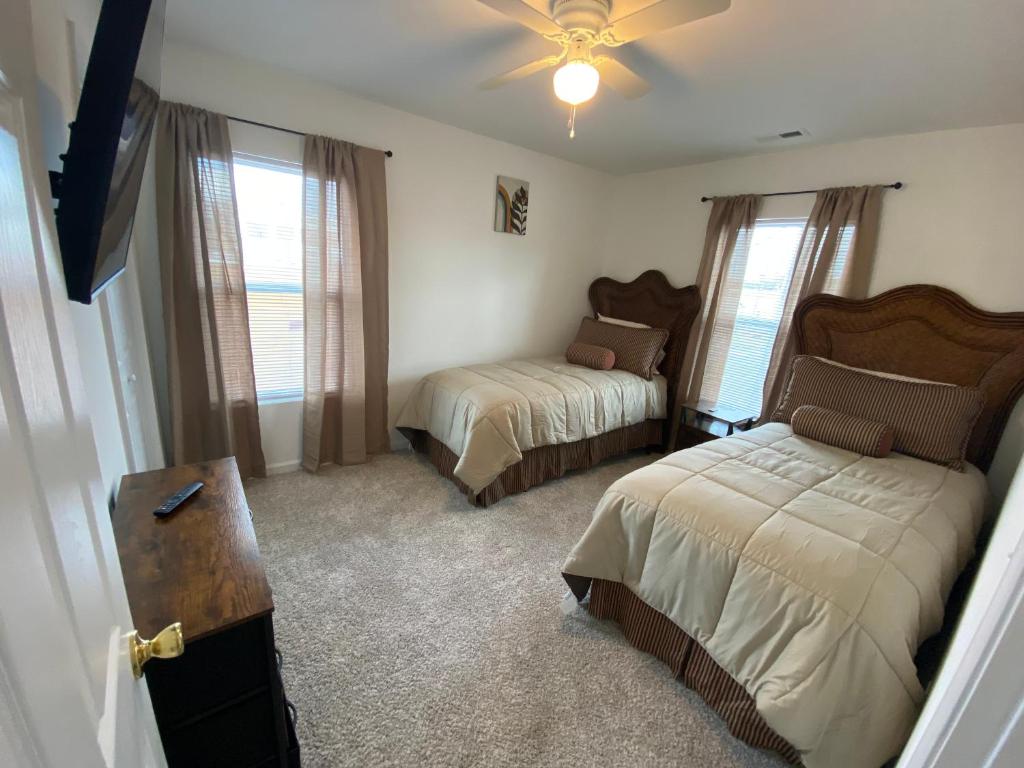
[794,284,1024,471]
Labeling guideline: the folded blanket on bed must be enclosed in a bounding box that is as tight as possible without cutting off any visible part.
[562,423,987,768]
[395,357,666,493]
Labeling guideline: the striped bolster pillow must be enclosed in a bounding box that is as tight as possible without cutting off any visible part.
[566,342,615,371]
[791,405,895,457]
[773,355,984,470]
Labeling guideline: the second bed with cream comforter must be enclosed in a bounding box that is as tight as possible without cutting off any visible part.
[562,423,987,768]
[396,358,666,494]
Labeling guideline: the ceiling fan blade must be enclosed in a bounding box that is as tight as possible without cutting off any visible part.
[475,0,565,38]
[601,0,731,46]
[594,56,652,99]
[480,55,563,90]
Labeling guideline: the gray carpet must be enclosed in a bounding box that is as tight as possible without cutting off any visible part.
[245,450,788,768]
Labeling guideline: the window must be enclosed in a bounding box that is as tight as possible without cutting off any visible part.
[701,218,855,418]
[233,155,304,402]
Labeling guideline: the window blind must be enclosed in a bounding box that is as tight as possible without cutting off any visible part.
[703,218,857,418]
[234,155,304,401]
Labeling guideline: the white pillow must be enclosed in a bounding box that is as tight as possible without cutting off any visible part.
[597,312,650,329]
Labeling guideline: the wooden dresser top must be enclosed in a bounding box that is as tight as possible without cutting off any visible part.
[112,457,274,643]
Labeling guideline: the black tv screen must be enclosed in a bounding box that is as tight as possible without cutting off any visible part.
[54,0,165,304]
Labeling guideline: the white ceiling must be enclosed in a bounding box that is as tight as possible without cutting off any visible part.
[165,0,1024,174]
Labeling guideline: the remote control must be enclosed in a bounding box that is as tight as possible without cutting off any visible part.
[153,481,204,518]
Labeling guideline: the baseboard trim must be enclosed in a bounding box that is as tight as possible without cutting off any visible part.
[266,460,301,476]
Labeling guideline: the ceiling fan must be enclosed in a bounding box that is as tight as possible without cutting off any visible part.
[477,0,731,137]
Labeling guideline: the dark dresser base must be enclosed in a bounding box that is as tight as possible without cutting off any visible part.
[146,615,298,768]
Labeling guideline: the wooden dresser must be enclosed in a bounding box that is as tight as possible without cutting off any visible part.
[113,457,300,768]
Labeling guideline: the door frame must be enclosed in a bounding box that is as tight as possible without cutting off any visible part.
[0,0,167,762]
[898,459,1024,768]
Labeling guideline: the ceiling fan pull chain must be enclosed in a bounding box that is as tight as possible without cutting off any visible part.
[568,105,577,139]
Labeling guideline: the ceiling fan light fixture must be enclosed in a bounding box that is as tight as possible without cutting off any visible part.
[553,60,599,105]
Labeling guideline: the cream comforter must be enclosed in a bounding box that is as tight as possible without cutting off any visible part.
[562,423,987,768]
[395,358,666,493]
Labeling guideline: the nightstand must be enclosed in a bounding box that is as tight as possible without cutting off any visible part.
[676,400,756,449]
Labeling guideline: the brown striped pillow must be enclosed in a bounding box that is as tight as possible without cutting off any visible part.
[596,315,667,371]
[566,342,615,370]
[573,317,668,380]
[791,405,895,457]
[773,355,984,470]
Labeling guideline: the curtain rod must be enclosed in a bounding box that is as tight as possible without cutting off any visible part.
[226,114,394,157]
[700,182,901,202]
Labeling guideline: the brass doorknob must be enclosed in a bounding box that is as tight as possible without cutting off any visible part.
[129,622,184,678]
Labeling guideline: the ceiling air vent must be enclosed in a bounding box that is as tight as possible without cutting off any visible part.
[755,129,811,144]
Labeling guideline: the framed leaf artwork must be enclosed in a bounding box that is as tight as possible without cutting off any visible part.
[494,175,529,235]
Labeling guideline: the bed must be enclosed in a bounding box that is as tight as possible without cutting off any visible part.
[396,270,700,506]
[561,284,1024,768]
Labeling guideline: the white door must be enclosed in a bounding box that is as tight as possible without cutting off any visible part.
[0,0,167,765]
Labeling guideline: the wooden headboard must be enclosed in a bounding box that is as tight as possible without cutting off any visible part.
[589,270,701,431]
[794,285,1024,472]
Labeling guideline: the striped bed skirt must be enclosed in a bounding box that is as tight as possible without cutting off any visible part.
[401,420,664,507]
[586,578,802,765]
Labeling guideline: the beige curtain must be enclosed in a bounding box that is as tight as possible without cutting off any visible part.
[760,185,885,419]
[302,135,389,470]
[670,195,762,448]
[155,102,266,478]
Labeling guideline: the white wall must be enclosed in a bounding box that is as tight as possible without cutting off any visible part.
[602,124,1024,502]
[158,42,613,473]
[30,0,164,501]
[154,42,1024,491]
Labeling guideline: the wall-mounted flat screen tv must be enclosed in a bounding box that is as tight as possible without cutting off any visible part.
[52,0,166,304]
